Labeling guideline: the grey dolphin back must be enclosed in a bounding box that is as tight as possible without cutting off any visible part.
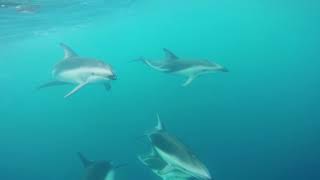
[163,48,179,61]
[78,152,94,168]
[60,43,78,59]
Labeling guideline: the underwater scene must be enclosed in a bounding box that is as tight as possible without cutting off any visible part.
[0,0,319,180]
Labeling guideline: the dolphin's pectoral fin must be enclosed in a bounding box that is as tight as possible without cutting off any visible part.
[138,153,167,171]
[60,43,78,59]
[163,48,179,60]
[182,75,197,87]
[37,81,70,90]
[64,82,88,98]
[104,83,111,91]
[158,165,175,175]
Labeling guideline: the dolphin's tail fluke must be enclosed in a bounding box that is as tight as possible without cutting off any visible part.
[77,152,93,168]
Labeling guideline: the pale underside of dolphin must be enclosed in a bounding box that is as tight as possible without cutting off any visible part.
[142,115,212,180]
[78,152,115,180]
[137,49,228,86]
[138,149,198,180]
[38,43,116,98]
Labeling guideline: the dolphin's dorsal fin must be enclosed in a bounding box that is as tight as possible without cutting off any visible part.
[163,48,179,61]
[60,43,78,59]
[77,152,94,168]
[156,113,166,131]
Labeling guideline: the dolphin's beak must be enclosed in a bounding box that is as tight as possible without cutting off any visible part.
[110,74,117,80]
[220,67,229,72]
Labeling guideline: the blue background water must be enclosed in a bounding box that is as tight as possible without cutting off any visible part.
[0,0,319,179]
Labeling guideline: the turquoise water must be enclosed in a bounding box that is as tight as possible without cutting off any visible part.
[0,0,319,179]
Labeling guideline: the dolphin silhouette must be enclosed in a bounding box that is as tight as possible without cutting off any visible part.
[142,115,212,179]
[38,43,116,98]
[136,48,227,86]
[78,153,116,180]
[0,0,39,13]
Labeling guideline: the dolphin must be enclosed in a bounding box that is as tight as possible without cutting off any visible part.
[144,115,212,180]
[15,4,39,13]
[136,48,227,86]
[0,0,20,8]
[0,0,39,13]
[78,153,117,180]
[138,149,198,180]
[38,43,116,98]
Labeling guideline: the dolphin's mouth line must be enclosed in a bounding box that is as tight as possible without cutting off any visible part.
[95,77,113,81]
[108,75,117,80]
[93,75,116,81]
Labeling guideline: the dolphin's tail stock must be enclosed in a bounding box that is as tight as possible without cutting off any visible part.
[37,81,70,90]
[131,56,147,64]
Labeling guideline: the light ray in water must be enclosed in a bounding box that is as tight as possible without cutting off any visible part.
[0,0,138,42]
